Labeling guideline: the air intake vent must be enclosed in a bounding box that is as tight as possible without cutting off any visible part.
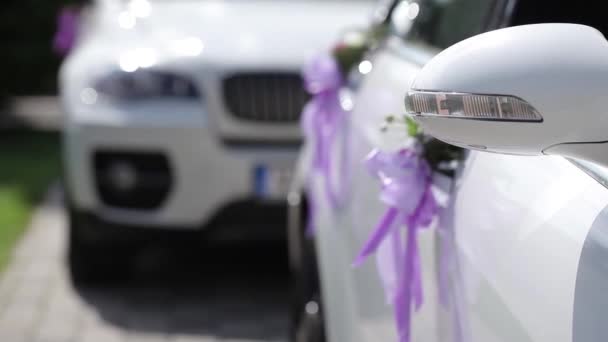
[94,151,172,210]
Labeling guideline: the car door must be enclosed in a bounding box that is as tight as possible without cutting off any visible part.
[440,2,608,342]
[442,153,608,342]
[312,1,499,341]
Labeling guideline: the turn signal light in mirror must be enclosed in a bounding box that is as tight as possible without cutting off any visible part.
[405,91,542,122]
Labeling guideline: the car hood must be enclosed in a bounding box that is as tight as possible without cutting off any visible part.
[90,0,376,69]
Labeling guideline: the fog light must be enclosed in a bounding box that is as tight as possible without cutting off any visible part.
[107,161,137,192]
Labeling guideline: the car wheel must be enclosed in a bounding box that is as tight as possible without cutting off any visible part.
[287,191,326,342]
[67,209,131,285]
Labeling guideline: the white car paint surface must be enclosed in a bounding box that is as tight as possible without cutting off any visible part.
[449,153,608,342]
[61,0,375,228]
[307,38,440,342]
[302,1,608,342]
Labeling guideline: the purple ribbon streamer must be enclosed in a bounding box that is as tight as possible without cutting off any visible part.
[53,6,80,56]
[301,54,349,233]
[437,216,450,308]
[354,149,439,342]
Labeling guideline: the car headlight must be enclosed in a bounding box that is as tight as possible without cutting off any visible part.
[93,70,200,101]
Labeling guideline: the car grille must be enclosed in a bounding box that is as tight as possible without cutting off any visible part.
[222,72,310,123]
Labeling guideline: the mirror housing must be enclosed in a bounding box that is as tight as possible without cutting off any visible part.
[406,24,608,166]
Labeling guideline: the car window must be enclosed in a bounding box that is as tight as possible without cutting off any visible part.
[397,0,495,49]
[510,0,608,37]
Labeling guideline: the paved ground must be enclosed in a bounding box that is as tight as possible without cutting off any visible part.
[0,186,290,342]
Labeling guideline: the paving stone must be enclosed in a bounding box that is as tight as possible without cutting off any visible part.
[35,316,78,342]
[0,269,22,312]
[126,331,169,342]
[0,186,289,342]
[79,326,126,342]
[168,334,216,342]
[0,303,40,340]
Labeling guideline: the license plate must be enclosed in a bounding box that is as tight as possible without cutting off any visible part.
[253,164,292,200]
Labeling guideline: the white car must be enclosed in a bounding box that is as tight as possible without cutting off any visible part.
[60,0,375,281]
[289,1,608,341]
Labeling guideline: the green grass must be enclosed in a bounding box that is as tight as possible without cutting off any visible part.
[0,131,60,271]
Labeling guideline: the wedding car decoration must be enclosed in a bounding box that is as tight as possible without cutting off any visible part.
[300,16,462,341]
[301,53,349,229]
[54,5,80,55]
[354,115,462,342]
[301,26,387,232]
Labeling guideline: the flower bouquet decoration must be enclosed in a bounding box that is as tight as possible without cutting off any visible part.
[354,114,463,342]
[301,24,389,232]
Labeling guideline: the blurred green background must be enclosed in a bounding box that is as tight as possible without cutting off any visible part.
[1,0,65,271]
[0,132,60,271]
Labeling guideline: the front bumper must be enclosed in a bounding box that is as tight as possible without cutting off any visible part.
[63,102,297,228]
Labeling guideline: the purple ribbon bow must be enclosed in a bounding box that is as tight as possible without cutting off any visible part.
[354,148,439,342]
[53,6,80,56]
[301,54,349,232]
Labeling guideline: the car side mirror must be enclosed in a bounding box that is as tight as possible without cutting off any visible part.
[405,24,608,167]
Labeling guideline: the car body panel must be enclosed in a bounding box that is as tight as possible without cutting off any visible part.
[445,152,608,342]
[310,39,440,342]
[307,22,608,342]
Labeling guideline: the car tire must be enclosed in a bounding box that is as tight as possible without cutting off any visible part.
[67,209,131,285]
[287,191,326,342]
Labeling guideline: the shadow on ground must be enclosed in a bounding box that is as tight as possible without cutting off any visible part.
[74,236,290,341]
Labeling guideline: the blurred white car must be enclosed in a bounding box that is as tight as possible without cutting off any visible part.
[289,0,608,341]
[60,0,375,281]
